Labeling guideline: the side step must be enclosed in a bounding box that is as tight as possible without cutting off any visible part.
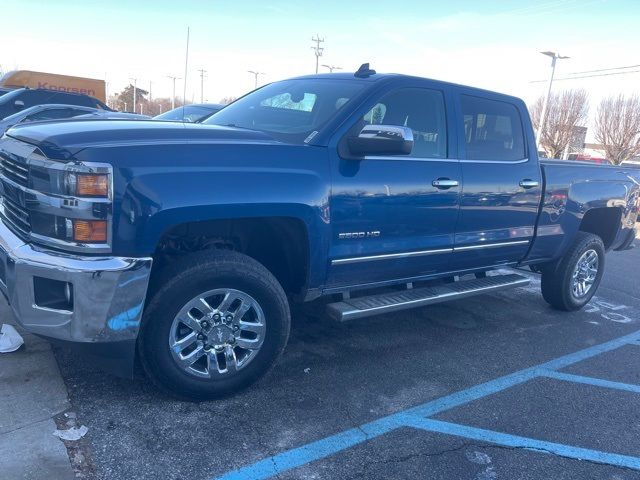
[326,273,530,322]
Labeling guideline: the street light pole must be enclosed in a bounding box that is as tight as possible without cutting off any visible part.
[197,69,207,103]
[129,77,138,113]
[166,75,181,109]
[247,70,264,89]
[536,51,569,152]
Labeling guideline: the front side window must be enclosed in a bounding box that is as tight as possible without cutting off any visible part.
[461,95,525,161]
[360,88,447,158]
[204,79,367,143]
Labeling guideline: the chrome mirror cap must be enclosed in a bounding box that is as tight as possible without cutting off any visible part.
[348,124,414,157]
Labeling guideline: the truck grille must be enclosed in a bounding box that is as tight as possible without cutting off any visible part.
[0,151,29,188]
[0,195,31,239]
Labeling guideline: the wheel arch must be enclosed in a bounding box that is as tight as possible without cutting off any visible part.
[148,210,313,298]
[578,206,623,250]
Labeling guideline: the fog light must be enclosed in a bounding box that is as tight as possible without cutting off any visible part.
[33,277,73,311]
[73,220,107,243]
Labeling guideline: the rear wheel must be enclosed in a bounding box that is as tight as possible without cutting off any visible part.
[541,232,605,311]
[139,250,290,401]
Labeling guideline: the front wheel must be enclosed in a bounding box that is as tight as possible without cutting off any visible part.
[541,232,605,311]
[139,250,290,401]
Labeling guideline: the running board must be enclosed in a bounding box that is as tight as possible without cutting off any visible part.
[326,273,530,322]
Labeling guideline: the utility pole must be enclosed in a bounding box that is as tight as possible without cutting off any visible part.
[166,75,181,109]
[183,27,190,108]
[129,77,138,113]
[321,64,342,73]
[536,51,569,152]
[197,68,207,103]
[311,34,325,74]
[247,70,264,89]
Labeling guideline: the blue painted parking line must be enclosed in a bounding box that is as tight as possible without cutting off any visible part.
[540,370,640,394]
[214,329,640,479]
[216,417,401,480]
[399,416,640,471]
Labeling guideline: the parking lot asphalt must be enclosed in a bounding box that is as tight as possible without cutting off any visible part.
[54,239,640,480]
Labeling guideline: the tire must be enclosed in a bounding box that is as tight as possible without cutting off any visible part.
[541,232,605,311]
[138,250,290,401]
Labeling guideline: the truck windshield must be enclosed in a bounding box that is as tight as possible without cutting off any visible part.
[203,79,367,143]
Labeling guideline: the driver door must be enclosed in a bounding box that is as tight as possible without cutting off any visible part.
[326,86,461,288]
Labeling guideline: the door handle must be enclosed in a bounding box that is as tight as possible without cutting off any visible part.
[519,179,540,189]
[432,178,459,189]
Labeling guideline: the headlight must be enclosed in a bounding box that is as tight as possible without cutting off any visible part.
[66,173,110,198]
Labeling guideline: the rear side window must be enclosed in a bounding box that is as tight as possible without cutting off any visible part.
[24,90,55,107]
[461,95,525,161]
[49,92,84,107]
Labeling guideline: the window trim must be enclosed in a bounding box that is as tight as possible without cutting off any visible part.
[458,93,528,164]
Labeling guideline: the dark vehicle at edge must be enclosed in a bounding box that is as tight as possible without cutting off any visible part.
[0,87,112,120]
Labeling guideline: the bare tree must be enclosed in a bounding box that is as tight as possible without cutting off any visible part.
[594,94,640,165]
[530,89,589,159]
[219,96,237,105]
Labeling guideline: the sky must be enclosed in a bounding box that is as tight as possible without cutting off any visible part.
[1,0,639,137]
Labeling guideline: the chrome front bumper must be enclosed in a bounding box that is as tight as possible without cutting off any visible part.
[0,220,152,345]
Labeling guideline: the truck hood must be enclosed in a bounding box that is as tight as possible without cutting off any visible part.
[6,119,278,160]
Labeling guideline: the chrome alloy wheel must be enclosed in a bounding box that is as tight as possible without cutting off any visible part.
[169,288,266,378]
[571,249,599,298]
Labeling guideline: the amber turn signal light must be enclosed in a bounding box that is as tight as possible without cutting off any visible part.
[73,220,107,243]
[76,174,109,197]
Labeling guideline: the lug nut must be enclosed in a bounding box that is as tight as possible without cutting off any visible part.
[225,315,233,324]
[197,333,205,340]
[233,325,239,332]
[201,321,210,329]
[213,314,221,321]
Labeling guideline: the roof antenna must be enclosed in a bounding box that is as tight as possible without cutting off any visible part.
[354,63,376,78]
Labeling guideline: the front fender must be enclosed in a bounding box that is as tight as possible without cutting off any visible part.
[93,142,333,290]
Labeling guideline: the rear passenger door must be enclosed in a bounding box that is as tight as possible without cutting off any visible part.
[451,92,542,271]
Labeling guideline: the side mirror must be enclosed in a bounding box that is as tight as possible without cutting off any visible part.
[348,124,413,156]
[14,100,25,111]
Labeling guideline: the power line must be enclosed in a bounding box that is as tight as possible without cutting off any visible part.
[530,69,640,83]
[567,64,640,75]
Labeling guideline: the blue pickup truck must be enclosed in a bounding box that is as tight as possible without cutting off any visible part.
[0,65,638,400]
